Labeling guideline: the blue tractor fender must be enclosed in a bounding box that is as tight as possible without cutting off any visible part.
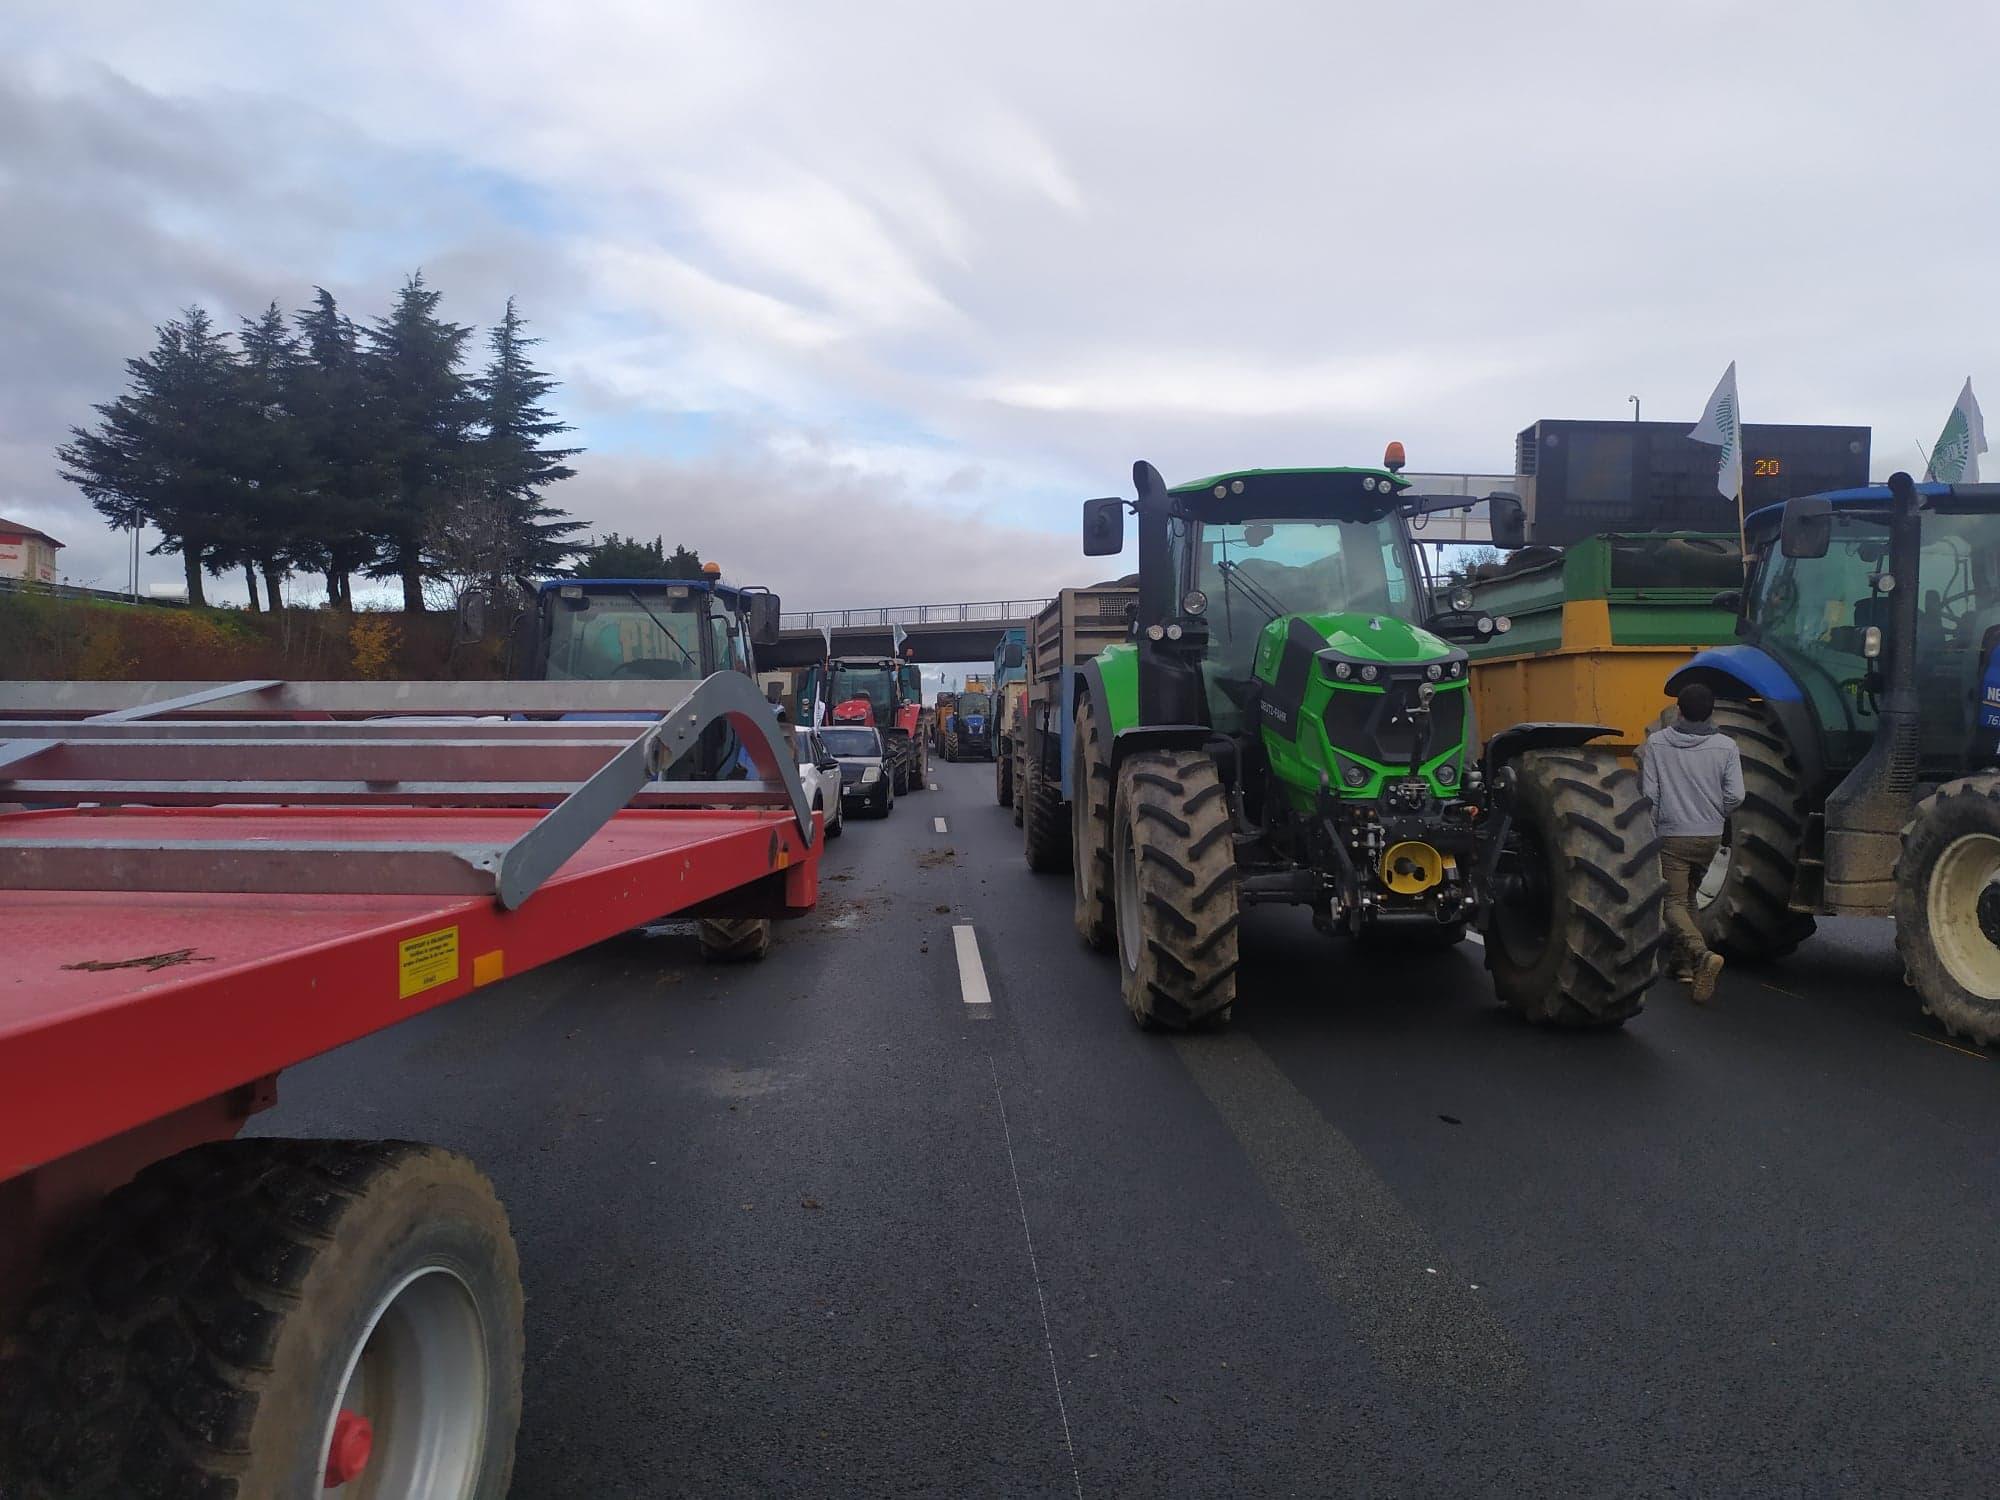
[1666,644,1825,796]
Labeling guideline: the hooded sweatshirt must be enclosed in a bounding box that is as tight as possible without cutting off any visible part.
[1641,718,1744,838]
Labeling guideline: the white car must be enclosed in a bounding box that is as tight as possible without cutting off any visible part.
[794,727,845,839]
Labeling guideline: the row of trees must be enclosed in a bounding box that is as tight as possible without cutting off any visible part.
[59,275,584,610]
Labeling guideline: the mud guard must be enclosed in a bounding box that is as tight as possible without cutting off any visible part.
[1667,646,1827,796]
[1481,722,1616,776]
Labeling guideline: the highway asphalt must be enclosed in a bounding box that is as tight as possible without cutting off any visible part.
[256,760,2000,1498]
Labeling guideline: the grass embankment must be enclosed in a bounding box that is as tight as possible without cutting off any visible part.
[0,590,505,681]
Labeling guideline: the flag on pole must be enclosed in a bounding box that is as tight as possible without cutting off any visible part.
[1926,378,1987,484]
[1688,361,1743,502]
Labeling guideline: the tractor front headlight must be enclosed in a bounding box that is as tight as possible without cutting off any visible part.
[1425,662,1442,681]
[1448,659,1464,678]
[1360,664,1379,683]
[1343,764,1368,787]
[1333,661,1353,680]
[1436,761,1458,785]
[1182,589,1208,616]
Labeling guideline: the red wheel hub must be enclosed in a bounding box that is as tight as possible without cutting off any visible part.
[324,1409,374,1488]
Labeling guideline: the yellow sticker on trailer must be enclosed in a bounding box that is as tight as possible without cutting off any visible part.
[398,927,460,999]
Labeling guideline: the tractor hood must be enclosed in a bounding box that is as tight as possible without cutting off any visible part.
[1284,612,1461,667]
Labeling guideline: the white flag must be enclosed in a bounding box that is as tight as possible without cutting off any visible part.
[1927,377,1987,484]
[1688,361,1743,501]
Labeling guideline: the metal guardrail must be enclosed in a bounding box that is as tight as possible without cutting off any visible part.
[779,598,1051,631]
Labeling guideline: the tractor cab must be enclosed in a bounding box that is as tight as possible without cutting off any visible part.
[513,566,783,778]
[1737,485,2000,780]
[518,566,782,685]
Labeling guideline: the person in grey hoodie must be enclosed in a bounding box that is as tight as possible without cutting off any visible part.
[1640,682,1744,1002]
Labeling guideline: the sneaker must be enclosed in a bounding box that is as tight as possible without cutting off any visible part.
[1691,952,1725,1004]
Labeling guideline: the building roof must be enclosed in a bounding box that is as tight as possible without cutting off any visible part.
[0,518,64,549]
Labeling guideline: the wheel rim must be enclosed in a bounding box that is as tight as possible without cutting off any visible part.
[1114,805,1142,974]
[320,1266,490,1497]
[1493,826,1554,968]
[1926,832,2000,1000]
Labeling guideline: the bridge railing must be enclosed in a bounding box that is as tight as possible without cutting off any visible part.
[780,598,1051,631]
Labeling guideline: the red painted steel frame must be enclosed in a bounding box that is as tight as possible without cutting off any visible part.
[0,803,818,1184]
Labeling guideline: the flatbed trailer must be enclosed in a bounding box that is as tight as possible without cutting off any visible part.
[0,674,818,1498]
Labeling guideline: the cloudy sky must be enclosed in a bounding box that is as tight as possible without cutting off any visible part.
[3,0,1996,611]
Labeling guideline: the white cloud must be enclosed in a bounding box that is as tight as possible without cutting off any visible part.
[6,0,2000,610]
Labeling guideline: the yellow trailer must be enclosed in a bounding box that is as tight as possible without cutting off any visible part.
[1462,534,1742,762]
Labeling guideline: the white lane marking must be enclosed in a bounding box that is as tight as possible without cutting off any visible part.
[953,923,992,1013]
[934,816,949,834]
[1466,930,1485,946]
[929,782,938,791]
[989,1057,1083,1499]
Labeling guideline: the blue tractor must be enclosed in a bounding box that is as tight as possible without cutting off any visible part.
[1668,472,2000,1040]
[511,568,792,961]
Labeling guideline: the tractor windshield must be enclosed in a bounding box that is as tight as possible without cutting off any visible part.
[1749,511,2000,771]
[1193,516,1412,732]
[543,593,706,681]
[830,664,896,725]
[959,692,991,717]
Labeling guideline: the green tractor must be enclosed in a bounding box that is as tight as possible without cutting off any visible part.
[1056,458,1666,1030]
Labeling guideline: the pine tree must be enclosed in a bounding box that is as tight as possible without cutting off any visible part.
[365,272,477,611]
[232,302,316,609]
[468,298,585,590]
[292,289,385,607]
[56,308,247,607]
[578,533,663,577]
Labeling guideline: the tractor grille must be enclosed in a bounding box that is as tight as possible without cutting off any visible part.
[1321,676,1467,768]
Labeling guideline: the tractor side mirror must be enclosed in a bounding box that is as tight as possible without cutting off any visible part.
[1082,496,1125,556]
[747,592,783,646]
[506,607,540,680]
[1780,496,1832,559]
[1488,492,1527,551]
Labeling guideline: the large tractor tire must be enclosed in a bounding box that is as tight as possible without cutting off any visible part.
[1111,751,1240,1029]
[1070,699,1116,951]
[943,730,959,763]
[995,743,1014,806]
[0,1139,523,1499]
[1484,748,1664,1028]
[699,917,772,961]
[1661,701,1817,961]
[1022,748,1071,873]
[1012,745,1027,826]
[1894,774,2000,1046]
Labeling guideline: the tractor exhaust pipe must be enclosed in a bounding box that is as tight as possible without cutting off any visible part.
[1821,470,1924,912]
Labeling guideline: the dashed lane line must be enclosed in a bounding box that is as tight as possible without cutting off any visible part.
[953,923,992,1017]
[930,782,939,791]
[934,816,949,834]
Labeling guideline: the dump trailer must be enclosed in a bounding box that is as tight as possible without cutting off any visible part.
[1029,457,1666,1033]
[0,675,818,1495]
[996,679,1028,808]
[1018,582,1138,867]
[1666,474,2000,1040]
[1460,532,1742,761]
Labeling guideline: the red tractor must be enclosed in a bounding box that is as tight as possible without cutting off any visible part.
[811,655,929,793]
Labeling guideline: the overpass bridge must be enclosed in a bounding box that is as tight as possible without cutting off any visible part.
[765,599,1050,667]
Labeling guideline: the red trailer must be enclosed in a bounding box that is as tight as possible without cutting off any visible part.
[0,674,819,1497]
